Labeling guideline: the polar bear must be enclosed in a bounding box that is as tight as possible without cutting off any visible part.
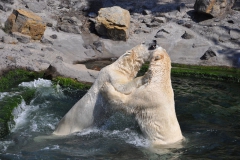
[53,40,157,135]
[100,46,183,146]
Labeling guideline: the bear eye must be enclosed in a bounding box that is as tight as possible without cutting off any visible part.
[155,55,161,61]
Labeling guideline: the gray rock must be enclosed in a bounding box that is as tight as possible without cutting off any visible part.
[155,29,170,38]
[194,0,234,17]
[146,22,160,28]
[20,48,32,56]
[88,12,97,18]
[230,29,240,40]
[0,44,4,49]
[142,9,151,15]
[177,3,187,13]
[200,48,217,60]
[41,47,54,52]
[57,16,82,34]
[44,59,99,83]
[135,26,151,34]
[0,2,11,12]
[62,16,82,26]
[41,37,53,45]
[47,23,53,27]
[50,34,57,39]
[1,0,14,4]
[58,24,81,34]
[153,17,167,23]
[219,35,230,42]
[84,49,96,57]
[232,1,240,11]
[2,35,18,44]
[26,1,47,13]
[11,32,31,43]
[181,31,194,39]
[0,29,6,39]
[93,41,103,53]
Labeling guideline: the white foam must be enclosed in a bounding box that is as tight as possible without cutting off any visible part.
[41,145,60,150]
[18,78,52,88]
[0,92,8,99]
[76,128,149,147]
[11,100,39,132]
[109,128,149,147]
[0,141,13,152]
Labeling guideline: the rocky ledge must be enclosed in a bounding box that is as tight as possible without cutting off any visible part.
[0,0,239,84]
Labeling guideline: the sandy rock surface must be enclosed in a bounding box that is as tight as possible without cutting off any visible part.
[0,0,239,83]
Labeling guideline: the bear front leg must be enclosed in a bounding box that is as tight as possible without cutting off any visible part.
[101,82,130,112]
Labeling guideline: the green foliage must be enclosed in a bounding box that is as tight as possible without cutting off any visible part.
[0,88,36,139]
[52,77,91,90]
[171,64,240,82]
[138,63,240,82]
[0,69,44,92]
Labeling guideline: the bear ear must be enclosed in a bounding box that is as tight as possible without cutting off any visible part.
[155,55,164,61]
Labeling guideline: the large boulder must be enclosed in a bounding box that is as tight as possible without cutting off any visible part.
[5,9,46,40]
[194,0,235,17]
[95,6,130,41]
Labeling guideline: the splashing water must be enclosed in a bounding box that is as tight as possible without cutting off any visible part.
[0,77,240,159]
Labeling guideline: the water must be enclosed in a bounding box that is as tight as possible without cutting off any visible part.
[0,77,240,159]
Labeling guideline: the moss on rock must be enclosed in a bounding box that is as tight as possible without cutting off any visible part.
[137,63,240,82]
[52,76,91,90]
[0,69,44,92]
[0,88,36,139]
[171,64,240,82]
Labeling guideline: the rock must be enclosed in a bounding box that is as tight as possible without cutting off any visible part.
[0,29,6,39]
[84,49,96,57]
[153,17,167,23]
[135,26,151,34]
[2,35,18,44]
[0,2,11,12]
[50,34,57,39]
[20,48,32,56]
[41,37,53,45]
[0,44,4,49]
[142,9,151,15]
[154,29,170,38]
[219,35,230,42]
[5,9,46,40]
[26,1,47,13]
[46,23,53,27]
[41,47,54,52]
[11,32,31,43]
[183,23,193,28]
[95,6,131,41]
[232,0,240,11]
[230,29,240,40]
[88,12,97,18]
[93,41,103,53]
[194,0,234,17]
[58,16,82,34]
[146,22,161,28]
[58,24,81,34]
[181,31,194,39]
[177,3,187,13]
[62,16,82,26]
[6,56,16,63]
[200,48,217,60]
[1,0,14,4]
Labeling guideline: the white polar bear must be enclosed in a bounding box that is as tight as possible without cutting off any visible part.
[100,46,183,146]
[53,40,157,135]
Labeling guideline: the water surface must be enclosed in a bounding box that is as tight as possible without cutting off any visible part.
[0,77,240,159]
